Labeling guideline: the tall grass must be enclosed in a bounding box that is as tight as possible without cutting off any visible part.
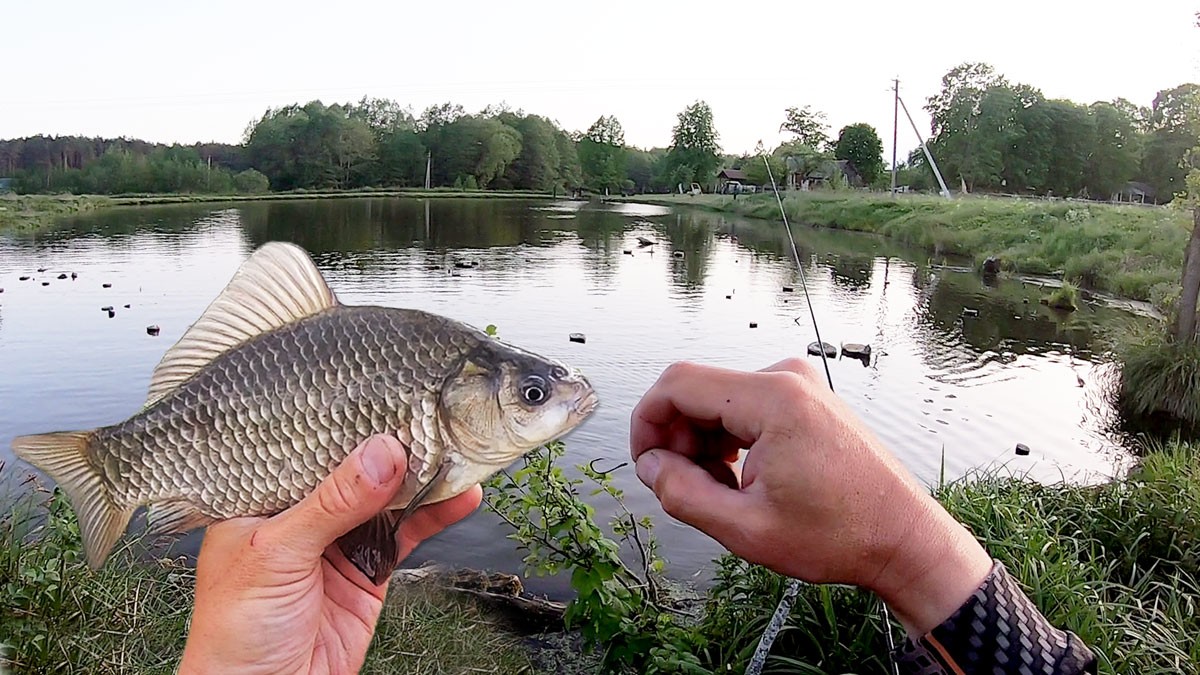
[1110,326,1200,429]
[0,477,532,674]
[694,444,1200,674]
[0,195,113,233]
[641,193,1191,310]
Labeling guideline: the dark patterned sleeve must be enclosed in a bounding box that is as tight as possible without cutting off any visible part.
[894,561,1098,674]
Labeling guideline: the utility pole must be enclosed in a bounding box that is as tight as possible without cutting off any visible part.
[897,95,952,199]
[891,78,899,196]
[424,151,432,190]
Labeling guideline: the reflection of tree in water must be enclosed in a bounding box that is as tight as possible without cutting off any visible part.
[569,210,629,288]
[239,199,546,253]
[660,211,718,292]
[909,268,1131,383]
[822,254,875,289]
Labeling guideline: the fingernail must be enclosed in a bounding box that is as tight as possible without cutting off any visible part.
[361,437,397,485]
[635,451,661,487]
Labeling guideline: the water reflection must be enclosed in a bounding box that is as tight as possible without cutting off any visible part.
[0,197,1150,590]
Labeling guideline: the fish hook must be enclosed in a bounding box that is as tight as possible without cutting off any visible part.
[587,459,628,477]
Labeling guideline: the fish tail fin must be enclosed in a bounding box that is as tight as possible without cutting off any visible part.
[12,430,133,569]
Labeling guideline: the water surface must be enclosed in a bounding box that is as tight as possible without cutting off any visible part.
[0,197,1143,593]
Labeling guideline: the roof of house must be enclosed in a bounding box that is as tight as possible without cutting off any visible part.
[717,168,748,181]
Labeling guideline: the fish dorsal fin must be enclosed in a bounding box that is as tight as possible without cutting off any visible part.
[145,242,338,406]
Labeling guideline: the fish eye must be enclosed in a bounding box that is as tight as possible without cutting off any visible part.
[550,366,568,380]
[521,375,548,406]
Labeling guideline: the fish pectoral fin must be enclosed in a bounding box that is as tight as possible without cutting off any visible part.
[145,499,214,536]
[337,511,402,586]
[337,461,453,586]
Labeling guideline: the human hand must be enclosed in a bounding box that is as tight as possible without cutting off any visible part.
[629,359,992,636]
[177,435,482,675]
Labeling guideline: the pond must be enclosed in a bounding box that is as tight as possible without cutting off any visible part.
[0,197,1145,594]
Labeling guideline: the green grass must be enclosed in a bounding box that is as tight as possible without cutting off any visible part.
[0,195,113,233]
[1043,281,1080,311]
[7,439,1200,674]
[0,479,533,674]
[692,443,1200,674]
[1110,326,1200,429]
[635,192,1192,311]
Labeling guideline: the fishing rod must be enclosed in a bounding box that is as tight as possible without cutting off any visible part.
[744,155,900,675]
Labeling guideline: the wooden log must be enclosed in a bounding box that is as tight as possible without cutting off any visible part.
[391,564,567,633]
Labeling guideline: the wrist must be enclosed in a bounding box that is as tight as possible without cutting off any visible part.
[865,491,993,636]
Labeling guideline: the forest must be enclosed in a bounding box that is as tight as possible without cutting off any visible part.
[0,63,1195,203]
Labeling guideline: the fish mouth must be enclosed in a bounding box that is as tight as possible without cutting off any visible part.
[573,388,600,418]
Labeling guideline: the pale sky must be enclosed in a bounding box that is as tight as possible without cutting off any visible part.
[2,1,1197,164]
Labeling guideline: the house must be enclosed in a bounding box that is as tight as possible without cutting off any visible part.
[717,168,749,194]
[1114,181,1155,204]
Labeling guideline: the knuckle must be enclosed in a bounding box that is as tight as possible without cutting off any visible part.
[316,473,361,516]
[779,357,815,378]
[660,360,698,383]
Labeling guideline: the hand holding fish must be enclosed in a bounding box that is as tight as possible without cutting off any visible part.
[178,435,482,675]
[629,358,993,637]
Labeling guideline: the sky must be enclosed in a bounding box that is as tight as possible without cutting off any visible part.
[2,1,1197,165]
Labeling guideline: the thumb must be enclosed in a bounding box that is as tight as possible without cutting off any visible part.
[261,435,409,561]
[636,449,754,551]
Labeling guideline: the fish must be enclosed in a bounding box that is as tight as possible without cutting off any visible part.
[13,242,599,584]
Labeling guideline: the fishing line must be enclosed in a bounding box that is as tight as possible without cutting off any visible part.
[745,155,900,675]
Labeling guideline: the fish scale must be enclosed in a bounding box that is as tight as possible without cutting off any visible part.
[94,307,481,518]
[13,242,598,585]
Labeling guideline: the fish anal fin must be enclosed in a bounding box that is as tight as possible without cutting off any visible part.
[145,242,338,407]
[337,511,401,586]
[11,430,134,569]
[146,499,214,536]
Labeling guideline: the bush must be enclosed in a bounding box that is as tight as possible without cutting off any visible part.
[1043,281,1080,311]
[1111,326,1200,429]
[233,169,270,194]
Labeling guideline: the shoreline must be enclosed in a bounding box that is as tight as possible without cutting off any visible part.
[0,189,556,234]
[622,192,1191,313]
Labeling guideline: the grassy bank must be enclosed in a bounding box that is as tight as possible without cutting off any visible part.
[692,444,1200,674]
[634,192,1192,311]
[0,485,534,674]
[0,195,114,233]
[0,188,555,235]
[6,440,1199,673]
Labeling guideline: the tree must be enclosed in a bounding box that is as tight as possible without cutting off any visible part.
[503,115,562,191]
[1084,101,1142,199]
[626,148,667,192]
[774,140,831,186]
[554,131,582,190]
[578,115,627,192]
[833,124,883,185]
[419,102,466,131]
[740,144,786,188]
[351,97,415,136]
[664,101,721,188]
[780,106,829,149]
[233,169,270,194]
[925,62,1008,138]
[474,119,522,187]
[1143,83,1200,202]
[375,130,425,186]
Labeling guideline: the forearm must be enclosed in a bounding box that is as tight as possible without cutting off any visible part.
[864,492,1096,674]
[894,561,1098,674]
